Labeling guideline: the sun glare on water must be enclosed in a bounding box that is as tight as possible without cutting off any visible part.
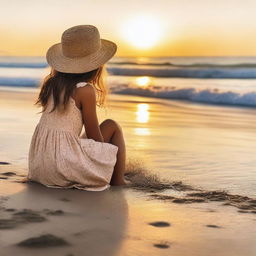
[136,76,151,87]
[136,103,150,123]
[121,15,163,49]
[134,103,151,136]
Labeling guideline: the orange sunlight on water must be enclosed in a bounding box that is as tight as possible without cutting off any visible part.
[136,103,150,123]
[134,103,151,136]
[134,128,151,136]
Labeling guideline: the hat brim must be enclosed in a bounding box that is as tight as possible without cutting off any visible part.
[46,39,117,73]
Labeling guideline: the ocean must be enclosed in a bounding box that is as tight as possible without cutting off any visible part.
[1,56,256,107]
[0,56,255,197]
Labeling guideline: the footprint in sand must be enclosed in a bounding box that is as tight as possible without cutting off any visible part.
[153,242,170,249]
[60,198,71,202]
[148,221,171,227]
[0,171,16,180]
[44,209,65,216]
[0,162,11,165]
[206,224,222,228]
[5,208,16,212]
[238,210,249,214]
[0,209,47,229]
[1,172,16,176]
[17,234,70,248]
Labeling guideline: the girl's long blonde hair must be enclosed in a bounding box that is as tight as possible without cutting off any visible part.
[35,65,108,112]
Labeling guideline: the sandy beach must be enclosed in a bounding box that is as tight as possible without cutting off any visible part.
[0,88,256,256]
[1,0,256,253]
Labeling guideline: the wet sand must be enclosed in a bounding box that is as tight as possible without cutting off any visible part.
[0,89,256,256]
[0,167,256,256]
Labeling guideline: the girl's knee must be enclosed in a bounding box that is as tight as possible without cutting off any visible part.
[104,119,122,132]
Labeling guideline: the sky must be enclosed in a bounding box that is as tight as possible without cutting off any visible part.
[1,0,256,57]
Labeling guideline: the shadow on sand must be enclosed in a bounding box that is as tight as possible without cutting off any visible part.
[1,181,128,256]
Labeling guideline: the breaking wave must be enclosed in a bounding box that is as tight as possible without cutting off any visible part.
[110,84,256,107]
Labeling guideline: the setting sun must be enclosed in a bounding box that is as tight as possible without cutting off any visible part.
[121,15,163,49]
[1,1,256,256]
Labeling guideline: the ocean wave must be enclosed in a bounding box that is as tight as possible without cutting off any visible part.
[1,76,255,107]
[0,62,48,68]
[109,61,256,68]
[110,85,256,107]
[0,77,40,87]
[107,67,256,79]
[1,60,256,78]
[2,60,256,69]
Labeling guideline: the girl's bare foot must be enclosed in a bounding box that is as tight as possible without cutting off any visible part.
[110,178,131,186]
[20,177,29,183]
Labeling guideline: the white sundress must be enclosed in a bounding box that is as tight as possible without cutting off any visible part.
[28,82,118,191]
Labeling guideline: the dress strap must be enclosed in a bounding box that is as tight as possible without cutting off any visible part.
[76,82,88,88]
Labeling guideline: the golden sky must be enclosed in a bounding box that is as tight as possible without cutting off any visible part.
[1,0,256,57]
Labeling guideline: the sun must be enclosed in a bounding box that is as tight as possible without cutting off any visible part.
[121,15,163,49]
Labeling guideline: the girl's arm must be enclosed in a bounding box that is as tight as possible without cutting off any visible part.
[78,85,104,142]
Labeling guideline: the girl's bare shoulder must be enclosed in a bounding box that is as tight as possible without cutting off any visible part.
[75,83,96,102]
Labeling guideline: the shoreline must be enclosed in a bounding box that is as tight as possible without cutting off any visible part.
[0,87,256,255]
[1,82,256,110]
[0,88,255,196]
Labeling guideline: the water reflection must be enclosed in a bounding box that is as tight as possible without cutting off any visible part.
[135,76,151,87]
[136,103,150,123]
[134,127,151,136]
[135,103,151,136]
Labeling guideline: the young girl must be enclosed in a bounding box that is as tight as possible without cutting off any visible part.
[27,25,127,191]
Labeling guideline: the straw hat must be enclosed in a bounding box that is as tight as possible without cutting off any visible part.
[46,25,117,73]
